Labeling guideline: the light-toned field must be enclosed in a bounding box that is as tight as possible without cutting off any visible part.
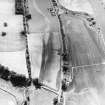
[0,0,25,52]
